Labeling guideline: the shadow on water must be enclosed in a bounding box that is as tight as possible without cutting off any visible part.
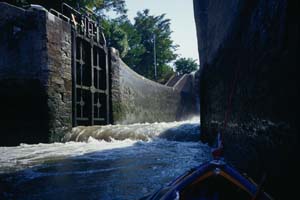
[0,122,211,200]
[159,123,200,142]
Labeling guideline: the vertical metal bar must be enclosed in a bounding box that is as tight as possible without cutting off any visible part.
[72,30,77,127]
[91,42,94,125]
[80,40,83,119]
[97,49,100,89]
[95,49,100,121]
[96,26,99,43]
[105,47,110,124]
[80,41,83,85]
[85,18,88,37]
[90,21,93,39]
[96,48,100,121]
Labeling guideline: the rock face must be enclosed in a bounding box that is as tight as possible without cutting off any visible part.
[194,0,299,198]
[0,3,72,146]
[110,49,197,124]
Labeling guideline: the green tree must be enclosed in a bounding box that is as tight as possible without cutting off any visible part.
[4,0,126,16]
[118,18,146,71]
[129,9,178,80]
[174,58,199,75]
[101,18,129,58]
[93,0,126,16]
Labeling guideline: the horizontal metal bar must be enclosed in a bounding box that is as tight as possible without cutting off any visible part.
[94,118,105,121]
[94,89,106,93]
[76,117,89,121]
[76,59,85,65]
[76,34,105,49]
[76,85,90,90]
[75,85,106,93]
[93,66,102,70]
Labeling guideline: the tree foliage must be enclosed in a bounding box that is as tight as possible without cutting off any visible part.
[124,9,177,81]
[174,58,199,75]
[93,0,126,15]
[4,0,126,16]
[102,18,129,58]
[103,9,177,82]
[117,18,146,71]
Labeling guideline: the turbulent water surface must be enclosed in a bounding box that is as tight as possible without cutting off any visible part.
[0,118,211,200]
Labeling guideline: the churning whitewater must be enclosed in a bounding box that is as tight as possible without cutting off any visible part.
[0,118,211,200]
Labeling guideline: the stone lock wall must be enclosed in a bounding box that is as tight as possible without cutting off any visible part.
[0,3,72,145]
[46,11,72,141]
[109,48,197,124]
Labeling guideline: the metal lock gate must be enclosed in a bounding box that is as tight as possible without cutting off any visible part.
[58,4,110,126]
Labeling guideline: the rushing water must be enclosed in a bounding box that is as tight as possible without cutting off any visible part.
[0,118,211,200]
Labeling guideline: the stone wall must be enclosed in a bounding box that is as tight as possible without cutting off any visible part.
[0,3,72,145]
[110,49,197,124]
[46,10,72,142]
[194,0,299,198]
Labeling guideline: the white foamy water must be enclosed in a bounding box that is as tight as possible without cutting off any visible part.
[0,138,138,173]
[64,117,201,142]
[0,118,211,200]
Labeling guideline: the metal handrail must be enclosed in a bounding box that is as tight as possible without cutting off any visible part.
[62,3,81,16]
[49,8,70,23]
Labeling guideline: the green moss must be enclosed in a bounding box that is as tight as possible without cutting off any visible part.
[112,101,126,122]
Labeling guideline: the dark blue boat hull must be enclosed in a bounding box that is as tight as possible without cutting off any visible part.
[145,160,272,200]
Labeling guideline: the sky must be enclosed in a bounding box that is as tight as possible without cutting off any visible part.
[124,0,199,64]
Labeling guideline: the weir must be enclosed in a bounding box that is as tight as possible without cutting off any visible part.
[0,2,198,146]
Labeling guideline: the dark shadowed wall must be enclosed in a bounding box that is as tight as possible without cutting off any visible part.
[0,3,72,145]
[194,0,299,198]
